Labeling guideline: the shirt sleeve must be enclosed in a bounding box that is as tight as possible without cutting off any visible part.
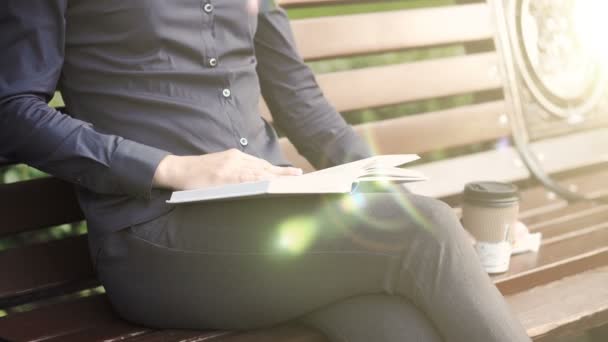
[0,0,170,199]
[254,4,373,169]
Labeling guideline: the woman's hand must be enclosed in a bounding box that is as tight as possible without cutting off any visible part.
[152,149,303,191]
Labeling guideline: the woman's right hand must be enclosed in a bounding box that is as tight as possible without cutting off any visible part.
[152,149,303,191]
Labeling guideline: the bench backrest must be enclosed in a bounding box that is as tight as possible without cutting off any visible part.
[277,0,608,201]
[276,0,506,176]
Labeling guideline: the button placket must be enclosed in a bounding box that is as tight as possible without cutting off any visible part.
[199,0,217,67]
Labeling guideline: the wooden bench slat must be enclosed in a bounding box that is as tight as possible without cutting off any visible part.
[408,128,608,198]
[126,326,328,342]
[259,52,501,122]
[503,166,608,221]
[494,226,608,295]
[46,326,152,342]
[0,295,150,342]
[0,178,84,237]
[507,266,608,340]
[280,100,508,171]
[292,4,493,60]
[517,168,608,216]
[521,200,597,226]
[124,330,230,342]
[316,52,500,113]
[0,235,95,307]
[0,294,326,342]
[353,100,508,154]
[519,200,608,242]
[210,325,328,342]
[527,204,608,236]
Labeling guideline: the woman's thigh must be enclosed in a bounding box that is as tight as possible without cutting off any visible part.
[156,187,445,256]
[96,187,455,330]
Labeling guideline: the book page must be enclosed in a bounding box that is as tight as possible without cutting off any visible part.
[167,154,424,203]
[267,154,421,194]
[357,166,427,181]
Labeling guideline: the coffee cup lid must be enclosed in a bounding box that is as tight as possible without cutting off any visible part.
[463,181,519,207]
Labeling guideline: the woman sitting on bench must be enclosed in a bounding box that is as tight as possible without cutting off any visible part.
[0,1,530,341]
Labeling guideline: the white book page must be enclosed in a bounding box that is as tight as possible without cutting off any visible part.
[267,170,352,194]
[268,154,422,194]
[167,154,423,203]
[357,167,427,181]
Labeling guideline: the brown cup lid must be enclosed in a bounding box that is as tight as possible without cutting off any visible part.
[464,181,519,208]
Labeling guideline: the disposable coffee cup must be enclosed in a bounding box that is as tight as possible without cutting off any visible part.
[462,181,519,274]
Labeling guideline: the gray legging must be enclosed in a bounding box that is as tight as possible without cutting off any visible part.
[93,188,530,342]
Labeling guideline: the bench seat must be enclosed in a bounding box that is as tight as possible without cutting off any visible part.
[2,165,607,341]
[0,295,326,341]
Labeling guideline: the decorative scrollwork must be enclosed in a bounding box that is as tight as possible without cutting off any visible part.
[508,0,606,120]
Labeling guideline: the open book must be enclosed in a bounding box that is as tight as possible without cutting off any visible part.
[167,154,427,204]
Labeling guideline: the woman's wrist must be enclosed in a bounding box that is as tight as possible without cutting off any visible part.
[152,154,178,190]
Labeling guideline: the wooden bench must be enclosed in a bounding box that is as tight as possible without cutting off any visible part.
[2,0,608,341]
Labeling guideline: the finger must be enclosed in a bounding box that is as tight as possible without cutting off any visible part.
[268,165,303,176]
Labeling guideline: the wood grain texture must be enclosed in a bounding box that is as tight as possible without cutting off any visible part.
[407,128,608,198]
[0,178,84,237]
[0,235,96,307]
[262,53,501,122]
[0,294,327,342]
[316,52,500,113]
[517,167,608,216]
[0,157,13,168]
[0,295,150,342]
[279,100,509,171]
[353,100,508,154]
[291,4,493,60]
[507,266,608,340]
[494,226,608,296]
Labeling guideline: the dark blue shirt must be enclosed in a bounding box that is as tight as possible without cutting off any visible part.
[0,0,370,239]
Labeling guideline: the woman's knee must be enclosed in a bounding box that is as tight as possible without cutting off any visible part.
[302,295,442,342]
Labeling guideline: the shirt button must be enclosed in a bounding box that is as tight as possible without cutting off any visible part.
[222,88,231,98]
[203,3,214,13]
[209,58,218,67]
[239,138,249,146]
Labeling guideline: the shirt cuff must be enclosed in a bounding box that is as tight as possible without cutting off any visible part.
[110,139,171,199]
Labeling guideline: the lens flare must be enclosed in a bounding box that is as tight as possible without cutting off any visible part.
[339,191,367,212]
[319,186,433,252]
[247,0,259,15]
[359,125,382,156]
[276,216,318,254]
[495,137,511,150]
